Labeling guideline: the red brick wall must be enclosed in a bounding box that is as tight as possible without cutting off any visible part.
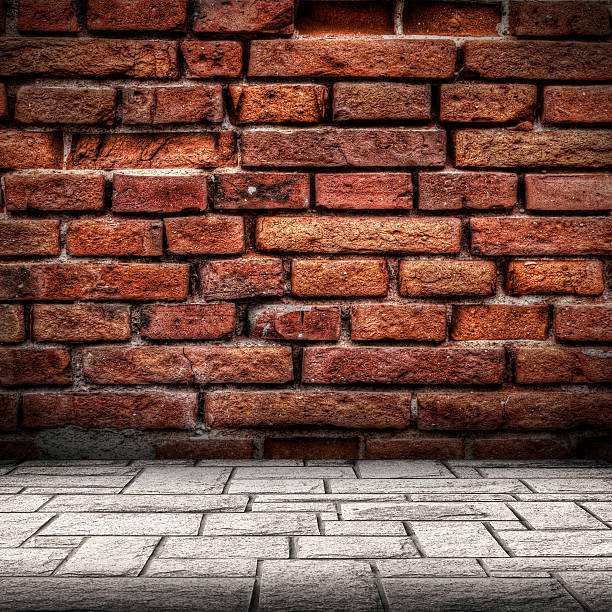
[0,0,611,460]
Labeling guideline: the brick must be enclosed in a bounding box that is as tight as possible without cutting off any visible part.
[471,218,612,256]
[18,0,79,31]
[451,305,549,341]
[112,174,207,214]
[264,438,359,460]
[302,347,504,385]
[206,392,411,429]
[464,41,612,81]
[66,220,163,257]
[555,306,612,343]
[351,304,447,342]
[472,438,571,460]
[543,86,612,124]
[333,83,430,121]
[417,393,612,430]
[525,174,612,212]
[297,1,393,36]
[0,440,38,460]
[33,304,131,342]
[0,305,25,343]
[0,220,60,256]
[195,0,294,34]
[404,1,500,36]
[509,1,611,37]
[155,439,254,460]
[418,172,517,210]
[250,306,341,341]
[257,216,460,254]
[140,304,236,340]
[0,264,189,301]
[23,392,198,429]
[0,394,18,431]
[68,132,235,169]
[122,86,223,124]
[514,347,612,384]
[0,131,62,169]
[0,38,178,78]
[15,86,116,125]
[249,39,456,78]
[165,216,244,255]
[182,41,242,78]
[4,172,105,212]
[87,0,187,30]
[291,259,388,297]
[576,437,612,460]
[506,260,604,295]
[0,349,71,386]
[316,173,412,211]
[214,172,309,210]
[242,128,446,168]
[440,84,536,123]
[399,260,496,297]
[199,257,284,299]
[366,438,465,460]
[0,85,7,119]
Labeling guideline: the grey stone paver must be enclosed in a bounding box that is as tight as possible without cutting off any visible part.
[0,513,55,546]
[160,536,290,559]
[499,531,612,557]
[356,460,454,479]
[482,557,612,577]
[144,558,257,577]
[480,467,612,479]
[295,535,419,558]
[524,479,612,493]
[232,466,356,479]
[509,502,607,529]
[582,502,612,522]
[0,548,69,576]
[23,535,84,548]
[0,494,51,511]
[201,512,319,536]
[228,479,325,494]
[376,558,486,577]
[558,571,612,612]
[323,520,406,536]
[330,478,530,494]
[124,467,231,494]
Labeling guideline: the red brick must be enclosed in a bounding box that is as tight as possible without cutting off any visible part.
[0,440,38,460]
[297,1,392,36]
[471,217,612,256]
[33,304,131,342]
[417,392,612,430]
[525,174,612,212]
[440,83,536,123]
[206,392,411,429]
[18,0,79,32]
[514,347,612,385]
[199,257,284,300]
[0,305,25,343]
[509,1,610,37]
[68,132,236,170]
[0,394,18,431]
[23,392,198,429]
[87,0,187,30]
[214,172,309,210]
[122,86,223,124]
[464,40,612,81]
[182,41,242,78]
[195,0,294,34]
[399,260,496,297]
[0,349,71,386]
[0,38,178,78]
[249,39,456,78]
[506,260,604,295]
[555,306,612,343]
[472,438,571,460]
[404,1,500,36]
[250,306,341,341]
[577,437,612,461]
[543,86,612,124]
[452,305,549,341]
[351,304,447,342]
[0,84,7,119]
[303,347,504,385]
[0,131,62,169]
[66,220,163,257]
[292,259,388,298]
[0,220,60,256]
[264,438,359,460]
[4,172,105,212]
[316,173,412,211]
[418,172,517,211]
[0,264,189,301]
[165,216,244,255]
[333,83,430,122]
[242,128,446,168]
[141,304,236,340]
[155,439,254,460]
[366,438,465,460]
[112,174,208,214]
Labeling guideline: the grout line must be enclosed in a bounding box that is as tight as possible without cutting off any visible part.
[482,521,516,558]
[247,559,263,612]
[138,536,166,577]
[370,560,392,612]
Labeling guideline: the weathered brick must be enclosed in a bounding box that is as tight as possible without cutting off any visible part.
[577,437,612,460]
[33,304,131,342]
[18,0,79,32]
[292,259,388,297]
[351,304,447,342]
[302,347,504,385]
[366,438,465,460]
[543,86,612,124]
[471,217,612,256]
[0,220,60,257]
[155,439,254,459]
[399,260,496,297]
[87,0,187,30]
[0,394,18,431]
[555,306,612,343]
[404,1,500,36]
[0,305,25,343]
[206,392,411,429]
[506,260,604,295]
[250,306,341,341]
[165,216,244,255]
[182,41,242,78]
[0,440,38,460]
[242,128,446,168]
[195,0,294,34]
[525,174,612,211]
[66,220,163,257]
[297,0,392,36]
[264,438,359,460]
[0,131,62,169]
[0,84,7,119]
[451,305,549,340]
[0,349,71,386]
[257,216,460,254]
[472,438,571,460]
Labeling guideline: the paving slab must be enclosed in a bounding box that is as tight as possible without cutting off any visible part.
[499,531,612,557]
[0,548,69,576]
[0,513,55,546]
[376,558,486,577]
[201,512,319,536]
[558,571,612,612]
[144,557,257,577]
[124,467,231,494]
[356,460,454,479]
[295,535,419,558]
[509,502,606,529]
[160,536,290,559]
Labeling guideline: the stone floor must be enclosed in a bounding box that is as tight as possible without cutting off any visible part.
[0,459,611,611]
